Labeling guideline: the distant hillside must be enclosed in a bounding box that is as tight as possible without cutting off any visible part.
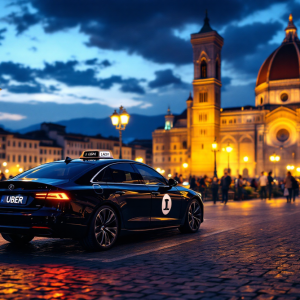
[18,114,165,141]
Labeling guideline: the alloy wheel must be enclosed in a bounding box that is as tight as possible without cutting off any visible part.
[188,201,202,231]
[94,207,118,247]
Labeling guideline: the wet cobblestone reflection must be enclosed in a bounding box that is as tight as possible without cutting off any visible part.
[0,199,299,299]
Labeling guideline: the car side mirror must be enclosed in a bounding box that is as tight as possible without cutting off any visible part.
[168,178,177,187]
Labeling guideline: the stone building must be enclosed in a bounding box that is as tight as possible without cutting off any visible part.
[153,13,300,178]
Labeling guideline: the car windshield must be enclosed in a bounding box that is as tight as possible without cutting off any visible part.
[14,163,93,180]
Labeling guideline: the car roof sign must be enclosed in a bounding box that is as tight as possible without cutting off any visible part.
[79,150,114,160]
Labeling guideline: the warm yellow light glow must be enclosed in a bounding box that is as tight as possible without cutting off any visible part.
[289,13,293,22]
[168,174,172,178]
[226,145,233,153]
[297,167,300,172]
[156,168,161,173]
[5,169,9,173]
[243,156,249,162]
[2,162,7,167]
[111,110,120,126]
[183,163,188,169]
[120,109,130,125]
[135,157,143,163]
[286,165,294,170]
[19,168,23,173]
[161,169,165,174]
[212,142,217,150]
[291,165,295,170]
[16,164,19,168]
[270,154,280,162]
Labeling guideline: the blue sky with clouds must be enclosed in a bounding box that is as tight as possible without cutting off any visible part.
[0,0,298,129]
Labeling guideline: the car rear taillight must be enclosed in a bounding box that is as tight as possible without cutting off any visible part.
[35,192,70,200]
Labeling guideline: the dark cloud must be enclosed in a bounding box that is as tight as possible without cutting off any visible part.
[120,78,145,94]
[0,60,145,94]
[84,58,112,68]
[149,69,186,89]
[5,7,40,35]
[222,22,282,61]
[5,0,288,65]
[0,28,7,45]
[221,76,232,92]
[85,58,97,65]
[41,60,99,86]
[7,84,43,94]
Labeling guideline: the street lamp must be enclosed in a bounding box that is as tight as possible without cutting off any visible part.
[135,157,143,163]
[211,138,218,177]
[226,143,233,174]
[182,163,188,169]
[243,156,249,162]
[110,106,130,159]
[270,154,280,178]
[287,165,295,171]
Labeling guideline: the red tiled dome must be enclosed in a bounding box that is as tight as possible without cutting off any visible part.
[256,42,300,87]
[256,14,300,87]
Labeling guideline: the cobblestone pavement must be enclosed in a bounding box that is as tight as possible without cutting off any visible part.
[0,198,299,299]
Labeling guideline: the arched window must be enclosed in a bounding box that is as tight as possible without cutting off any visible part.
[182,141,187,149]
[215,61,219,80]
[201,60,207,78]
[260,97,263,105]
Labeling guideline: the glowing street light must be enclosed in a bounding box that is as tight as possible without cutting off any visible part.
[243,156,249,162]
[297,167,300,173]
[211,138,218,177]
[226,143,233,174]
[182,163,188,169]
[5,169,9,173]
[135,157,143,163]
[287,165,295,171]
[110,106,130,159]
[2,162,7,167]
[270,154,280,178]
[19,168,23,173]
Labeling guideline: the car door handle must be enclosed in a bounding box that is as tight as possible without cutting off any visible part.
[151,192,160,196]
[115,191,125,195]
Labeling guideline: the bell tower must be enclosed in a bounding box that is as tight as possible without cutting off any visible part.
[189,11,224,176]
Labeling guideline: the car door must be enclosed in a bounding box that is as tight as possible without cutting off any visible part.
[133,164,183,228]
[94,163,152,230]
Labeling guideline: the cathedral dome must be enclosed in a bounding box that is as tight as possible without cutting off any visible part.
[256,14,300,87]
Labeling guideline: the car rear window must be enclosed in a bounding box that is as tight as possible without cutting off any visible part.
[15,163,93,180]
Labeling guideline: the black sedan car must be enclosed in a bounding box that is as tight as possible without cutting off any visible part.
[0,150,203,251]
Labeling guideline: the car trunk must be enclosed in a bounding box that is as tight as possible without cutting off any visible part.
[0,179,69,212]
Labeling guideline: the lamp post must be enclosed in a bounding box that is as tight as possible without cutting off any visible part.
[269,154,280,178]
[110,106,130,159]
[225,143,233,174]
[211,138,218,177]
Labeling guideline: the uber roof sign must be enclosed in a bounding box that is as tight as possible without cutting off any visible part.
[80,150,113,160]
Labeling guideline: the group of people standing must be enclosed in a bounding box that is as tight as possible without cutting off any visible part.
[184,170,299,204]
[188,172,232,204]
[259,171,298,202]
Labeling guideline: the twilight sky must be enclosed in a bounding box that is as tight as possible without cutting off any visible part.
[0,0,299,129]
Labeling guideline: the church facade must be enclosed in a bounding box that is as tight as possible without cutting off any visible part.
[152,13,300,179]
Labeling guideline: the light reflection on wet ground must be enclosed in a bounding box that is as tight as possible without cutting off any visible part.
[0,198,299,299]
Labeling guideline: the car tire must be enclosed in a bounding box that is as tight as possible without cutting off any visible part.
[179,199,202,233]
[1,233,34,244]
[80,205,119,251]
